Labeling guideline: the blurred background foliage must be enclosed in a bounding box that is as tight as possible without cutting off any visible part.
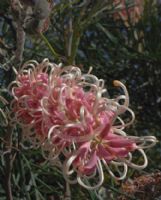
[0,0,161,199]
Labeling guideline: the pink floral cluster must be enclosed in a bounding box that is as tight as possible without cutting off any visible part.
[113,0,144,26]
[10,59,156,190]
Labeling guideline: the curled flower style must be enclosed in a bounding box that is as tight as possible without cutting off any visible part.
[10,59,157,190]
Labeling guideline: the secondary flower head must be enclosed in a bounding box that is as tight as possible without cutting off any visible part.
[10,59,157,190]
[113,0,144,26]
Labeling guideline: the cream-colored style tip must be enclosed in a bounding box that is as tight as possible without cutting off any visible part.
[113,80,121,87]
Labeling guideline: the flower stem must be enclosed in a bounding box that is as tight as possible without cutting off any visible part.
[40,32,60,60]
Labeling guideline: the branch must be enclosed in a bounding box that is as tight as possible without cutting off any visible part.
[66,0,73,59]
[14,20,25,66]
[3,1,26,200]
[64,181,71,200]
[4,125,14,200]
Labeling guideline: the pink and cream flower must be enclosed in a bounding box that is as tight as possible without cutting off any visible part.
[113,0,144,26]
[10,59,157,190]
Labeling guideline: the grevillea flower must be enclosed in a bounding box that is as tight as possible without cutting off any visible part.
[10,59,157,190]
[113,0,144,26]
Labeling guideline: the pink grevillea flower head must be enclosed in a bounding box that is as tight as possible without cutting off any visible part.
[113,0,144,26]
[10,59,157,190]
